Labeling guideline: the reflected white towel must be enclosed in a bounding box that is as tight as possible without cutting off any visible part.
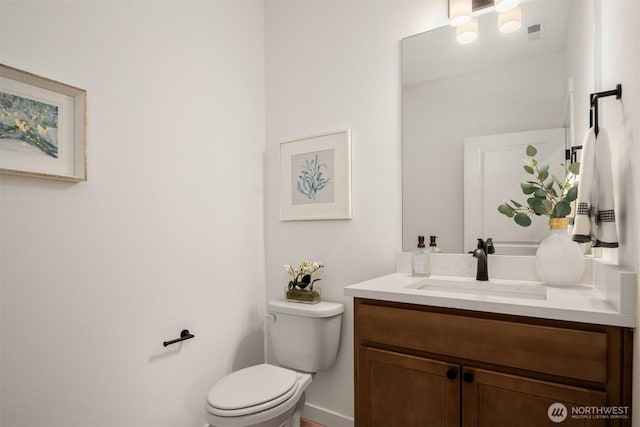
[572,127,619,247]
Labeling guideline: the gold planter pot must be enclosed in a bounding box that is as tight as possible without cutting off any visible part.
[284,286,321,304]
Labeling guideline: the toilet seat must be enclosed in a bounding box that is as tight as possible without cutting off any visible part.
[207,364,299,417]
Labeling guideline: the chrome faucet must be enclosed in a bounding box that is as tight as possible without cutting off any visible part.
[472,238,495,281]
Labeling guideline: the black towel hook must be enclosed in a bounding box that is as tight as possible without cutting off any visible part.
[591,93,599,136]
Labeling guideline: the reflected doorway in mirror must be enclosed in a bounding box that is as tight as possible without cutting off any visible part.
[464,128,566,255]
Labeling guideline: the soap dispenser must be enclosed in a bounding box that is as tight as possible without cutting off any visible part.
[412,235,431,276]
[428,235,442,253]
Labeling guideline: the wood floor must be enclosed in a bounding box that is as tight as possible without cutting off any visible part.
[301,418,326,427]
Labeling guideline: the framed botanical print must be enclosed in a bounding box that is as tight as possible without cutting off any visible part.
[280,129,352,221]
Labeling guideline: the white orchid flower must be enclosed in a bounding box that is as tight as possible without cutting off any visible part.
[299,260,311,269]
[284,264,295,276]
[285,259,325,290]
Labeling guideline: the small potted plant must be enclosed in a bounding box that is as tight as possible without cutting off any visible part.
[497,144,584,286]
[497,145,580,227]
[284,260,324,304]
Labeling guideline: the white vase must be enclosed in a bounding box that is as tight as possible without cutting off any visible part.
[535,218,585,286]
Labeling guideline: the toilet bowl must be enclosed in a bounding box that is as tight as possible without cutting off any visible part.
[206,300,344,427]
[206,364,311,427]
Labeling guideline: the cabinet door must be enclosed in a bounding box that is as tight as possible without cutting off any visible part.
[357,346,460,427]
[462,368,609,427]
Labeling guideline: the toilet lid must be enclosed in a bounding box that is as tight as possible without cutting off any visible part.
[207,364,298,415]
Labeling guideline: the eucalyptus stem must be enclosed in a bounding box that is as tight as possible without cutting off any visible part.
[497,145,580,227]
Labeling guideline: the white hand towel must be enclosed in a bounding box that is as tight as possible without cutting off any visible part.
[572,127,619,247]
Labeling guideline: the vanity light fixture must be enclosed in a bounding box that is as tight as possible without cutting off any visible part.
[498,4,522,33]
[450,0,523,44]
[449,0,472,27]
[456,18,478,44]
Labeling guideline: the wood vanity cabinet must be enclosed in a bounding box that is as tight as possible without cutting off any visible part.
[354,298,633,427]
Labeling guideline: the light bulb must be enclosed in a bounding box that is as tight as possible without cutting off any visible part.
[456,18,478,44]
[449,0,472,27]
[495,0,520,13]
[499,5,522,33]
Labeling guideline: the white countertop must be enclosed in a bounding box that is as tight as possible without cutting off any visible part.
[344,255,636,328]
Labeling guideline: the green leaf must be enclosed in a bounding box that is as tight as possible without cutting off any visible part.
[524,165,535,174]
[498,204,515,218]
[553,200,572,217]
[526,145,537,157]
[528,197,553,215]
[538,163,549,181]
[568,161,581,175]
[521,182,535,194]
[514,213,532,227]
[527,197,546,215]
[545,179,555,190]
[564,185,578,203]
[510,199,523,208]
[534,188,548,199]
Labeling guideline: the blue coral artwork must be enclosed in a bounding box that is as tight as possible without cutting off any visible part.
[0,92,59,159]
[292,149,335,205]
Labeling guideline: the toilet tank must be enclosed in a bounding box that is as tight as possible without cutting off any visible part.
[267,299,344,373]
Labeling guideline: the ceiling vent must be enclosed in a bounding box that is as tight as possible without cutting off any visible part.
[528,23,542,41]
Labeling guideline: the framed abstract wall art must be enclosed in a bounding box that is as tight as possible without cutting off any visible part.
[280,129,352,221]
[1,64,87,181]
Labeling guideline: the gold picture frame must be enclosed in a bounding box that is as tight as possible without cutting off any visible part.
[1,64,87,181]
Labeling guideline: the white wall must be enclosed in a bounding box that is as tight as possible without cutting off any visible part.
[596,0,640,270]
[595,0,640,419]
[263,1,443,423]
[0,2,266,426]
[562,0,640,419]
[565,0,596,145]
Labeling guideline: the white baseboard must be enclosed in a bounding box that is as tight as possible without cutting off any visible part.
[302,403,354,427]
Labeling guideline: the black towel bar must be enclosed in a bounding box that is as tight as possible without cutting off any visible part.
[589,84,622,136]
[163,329,195,347]
[567,84,622,163]
[566,146,582,164]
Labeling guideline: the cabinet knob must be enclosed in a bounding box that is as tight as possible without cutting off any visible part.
[446,369,457,380]
[463,372,474,383]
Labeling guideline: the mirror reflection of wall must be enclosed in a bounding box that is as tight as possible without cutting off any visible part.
[402,0,595,254]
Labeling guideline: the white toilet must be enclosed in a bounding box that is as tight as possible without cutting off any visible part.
[206,299,344,427]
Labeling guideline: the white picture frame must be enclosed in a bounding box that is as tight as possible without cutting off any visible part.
[280,129,352,221]
[1,64,87,181]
